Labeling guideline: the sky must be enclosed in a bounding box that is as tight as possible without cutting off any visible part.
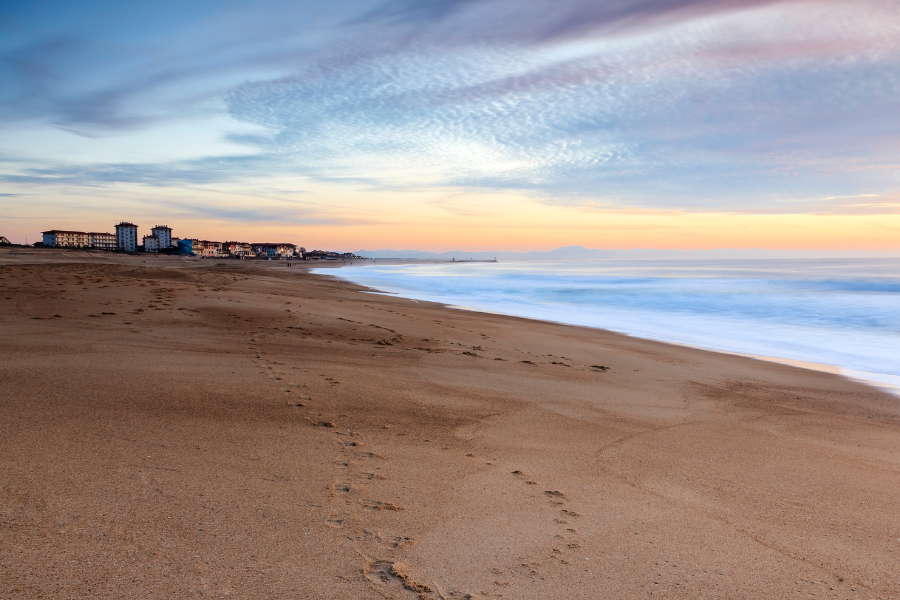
[1,0,900,251]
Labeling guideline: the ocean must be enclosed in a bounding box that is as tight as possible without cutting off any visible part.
[317,258,900,393]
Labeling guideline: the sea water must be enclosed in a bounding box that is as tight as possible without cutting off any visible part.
[317,259,900,392]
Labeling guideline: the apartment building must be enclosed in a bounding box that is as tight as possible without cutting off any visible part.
[42,230,92,247]
[115,222,139,252]
[41,230,117,249]
[151,225,172,248]
[90,232,116,250]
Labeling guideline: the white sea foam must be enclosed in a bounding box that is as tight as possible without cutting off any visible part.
[317,258,900,394]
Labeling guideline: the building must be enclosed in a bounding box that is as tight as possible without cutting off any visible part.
[222,241,252,257]
[41,230,116,249]
[195,240,222,257]
[89,232,116,250]
[42,230,92,248]
[115,222,139,252]
[176,239,194,255]
[251,243,296,258]
[143,235,160,252]
[151,225,173,248]
[0,236,10,245]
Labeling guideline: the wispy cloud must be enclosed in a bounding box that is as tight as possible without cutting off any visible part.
[2,0,899,215]
[148,198,379,227]
[216,1,900,211]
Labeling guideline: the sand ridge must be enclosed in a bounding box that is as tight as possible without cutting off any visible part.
[2,248,900,598]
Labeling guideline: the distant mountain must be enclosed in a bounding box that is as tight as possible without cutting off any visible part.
[355,246,900,260]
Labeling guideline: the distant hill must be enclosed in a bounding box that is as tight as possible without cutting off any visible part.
[355,246,900,260]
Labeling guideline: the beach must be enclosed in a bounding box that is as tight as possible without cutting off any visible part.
[2,248,899,599]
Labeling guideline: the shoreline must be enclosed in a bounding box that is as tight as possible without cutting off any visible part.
[317,261,900,398]
[3,248,900,598]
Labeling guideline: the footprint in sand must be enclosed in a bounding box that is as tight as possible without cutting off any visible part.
[325,512,345,528]
[359,499,403,511]
[365,559,478,599]
[363,530,411,550]
[511,470,539,485]
[326,453,353,528]
[321,422,478,599]
[544,490,567,505]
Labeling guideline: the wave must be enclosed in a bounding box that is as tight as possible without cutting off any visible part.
[318,258,900,392]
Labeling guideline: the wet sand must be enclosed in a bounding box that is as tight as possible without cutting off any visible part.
[1,248,899,599]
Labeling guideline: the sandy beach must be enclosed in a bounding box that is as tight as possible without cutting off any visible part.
[2,248,899,599]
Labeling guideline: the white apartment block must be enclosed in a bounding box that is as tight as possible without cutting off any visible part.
[151,225,172,248]
[115,222,138,252]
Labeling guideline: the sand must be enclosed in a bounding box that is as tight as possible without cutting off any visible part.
[1,247,899,599]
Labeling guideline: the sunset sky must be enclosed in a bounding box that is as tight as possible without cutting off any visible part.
[2,0,899,251]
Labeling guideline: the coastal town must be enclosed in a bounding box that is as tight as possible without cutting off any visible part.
[21,221,360,260]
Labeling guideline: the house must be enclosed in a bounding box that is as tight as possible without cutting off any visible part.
[0,236,11,245]
[115,222,139,252]
[195,240,222,257]
[143,235,160,252]
[222,241,252,257]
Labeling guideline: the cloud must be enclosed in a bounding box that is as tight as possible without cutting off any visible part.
[149,199,378,227]
[354,0,789,44]
[216,1,900,211]
[2,0,900,215]
[0,0,837,133]
[0,150,389,190]
[0,1,362,131]
[0,154,270,186]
